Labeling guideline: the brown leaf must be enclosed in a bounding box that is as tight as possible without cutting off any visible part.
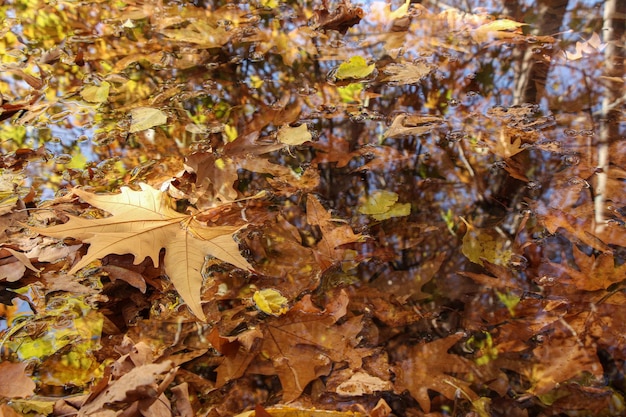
[261,301,364,402]
[31,183,252,321]
[78,361,177,417]
[306,195,363,270]
[315,0,364,34]
[0,362,35,399]
[548,245,626,291]
[396,333,477,412]
[383,114,444,139]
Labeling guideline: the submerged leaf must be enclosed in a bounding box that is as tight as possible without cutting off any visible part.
[358,190,410,220]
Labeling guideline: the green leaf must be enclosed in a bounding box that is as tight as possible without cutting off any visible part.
[337,83,363,103]
[335,56,375,80]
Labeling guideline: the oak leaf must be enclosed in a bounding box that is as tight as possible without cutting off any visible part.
[31,183,252,321]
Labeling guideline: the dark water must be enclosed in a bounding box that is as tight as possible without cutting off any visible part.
[1,0,624,415]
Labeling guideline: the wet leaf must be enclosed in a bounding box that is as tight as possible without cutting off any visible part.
[358,190,410,220]
[306,195,364,270]
[383,114,444,138]
[460,217,512,266]
[397,333,478,413]
[30,184,252,320]
[0,362,35,399]
[129,107,168,133]
[335,56,375,80]
[261,297,364,402]
[471,19,526,43]
[383,61,433,85]
[80,82,110,103]
[277,124,312,146]
[253,288,289,316]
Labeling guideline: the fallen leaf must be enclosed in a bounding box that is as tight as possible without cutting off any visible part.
[253,288,289,316]
[358,190,411,220]
[334,371,392,396]
[383,61,433,85]
[460,217,512,266]
[78,361,177,417]
[315,0,364,34]
[335,56,375,80]
[277,124,312,146]
[396,333,478,413]
[383,114,444,139]
[261,300,364,402]
[306,195,363,270]
[160,21,231,48]
[30,183,252,320]
[0,362,35,399]
[471,19,526,43]
[548,245,626,291]
[80,82,110,103]
[129,107,168,133]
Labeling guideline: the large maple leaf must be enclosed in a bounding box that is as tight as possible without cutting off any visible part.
[31,183,252,321]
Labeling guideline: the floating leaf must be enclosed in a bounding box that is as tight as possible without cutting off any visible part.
[30,184,252,320]
[383,62,433,85]
[0,362,35,399]
[80,82,110,103]
[384,114,444,138]
[129,107,167,133]
[472,19,526,43]
[277,124,312,146]
[335,56,375,80]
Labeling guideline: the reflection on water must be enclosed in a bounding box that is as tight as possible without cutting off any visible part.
[0,0,624,415]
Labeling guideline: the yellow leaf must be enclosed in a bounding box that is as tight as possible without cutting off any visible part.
[389,0,410,20]
[129,107,167,133]
[80,81,110,103]
[30,184,252,321]
[335,56,375,80]
[460,217,511,266]
[358,190,410,220]
[277,124,312,146]
[358,190,398,215]
[472,19,526,43]
[253,289,288,316]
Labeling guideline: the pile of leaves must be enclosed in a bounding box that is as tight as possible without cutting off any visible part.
[1,0,625,416]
